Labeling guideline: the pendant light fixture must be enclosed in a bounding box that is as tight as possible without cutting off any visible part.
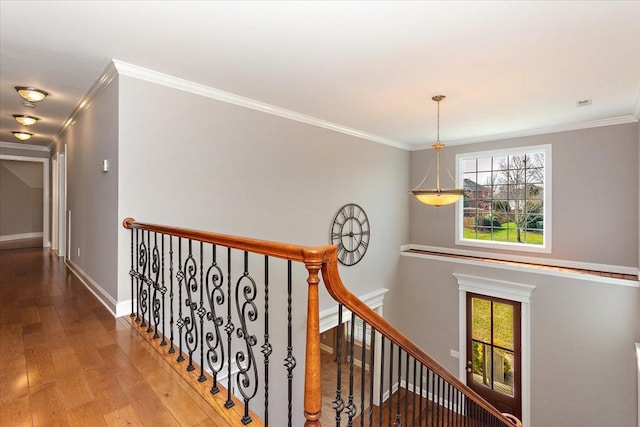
[13,114,39,126]
[12,131,33,141]
[409,95,464,207]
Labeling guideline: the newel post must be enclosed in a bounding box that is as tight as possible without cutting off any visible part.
[303,258,323,426]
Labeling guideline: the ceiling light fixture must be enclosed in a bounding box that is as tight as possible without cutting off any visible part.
[12,131,33,141]
[13,114,39,126]
[409,95,465,207]
[15,86,48,103]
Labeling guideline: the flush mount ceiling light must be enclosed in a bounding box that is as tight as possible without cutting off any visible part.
[15,86,48,103]
[409,95,465,207]
[12,114,39,126]
[12,131,33,141]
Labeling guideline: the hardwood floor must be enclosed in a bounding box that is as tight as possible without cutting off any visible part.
[0,248,233,427]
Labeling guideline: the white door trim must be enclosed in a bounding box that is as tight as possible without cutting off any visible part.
[454,273,534,427]
[0,154,50,248]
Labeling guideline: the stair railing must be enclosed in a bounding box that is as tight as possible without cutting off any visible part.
[123,218,521,427]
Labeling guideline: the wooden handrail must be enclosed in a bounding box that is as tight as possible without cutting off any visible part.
[320,245,519,426]
[123,218,521,426]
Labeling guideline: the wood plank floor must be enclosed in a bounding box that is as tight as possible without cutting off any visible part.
[0,248,233,427]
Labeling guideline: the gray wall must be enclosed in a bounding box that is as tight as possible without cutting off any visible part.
[52,77,120,301]
[410,123,639,267]
[116,75,410,314]
[403,122,640,426]
[0,160,43,236]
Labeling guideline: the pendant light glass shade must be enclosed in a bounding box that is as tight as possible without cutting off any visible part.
[409,95,464,207]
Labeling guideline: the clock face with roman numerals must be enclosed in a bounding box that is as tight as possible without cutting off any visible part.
[330,203,370,266]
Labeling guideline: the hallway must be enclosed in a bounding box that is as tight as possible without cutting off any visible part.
[0,248,232,426]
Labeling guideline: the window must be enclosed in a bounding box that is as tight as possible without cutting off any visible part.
[456,144,551,252]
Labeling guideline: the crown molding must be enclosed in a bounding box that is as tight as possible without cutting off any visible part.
[410,114,639,151]
[0,141,50,152]
[51,61,119,148]
[112,60,409,150]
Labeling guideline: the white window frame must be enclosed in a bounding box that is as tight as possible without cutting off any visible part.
[455,144,552,253]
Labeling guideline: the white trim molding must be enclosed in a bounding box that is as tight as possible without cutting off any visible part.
[454,273,534,427]
[65,259,131,318]
[112,60,409,150]
[319,287,389,332]
[0,154,50,248]
[402,244,640,288]
[412,114,639,150]
[0,232,43,242]
[0,141,50,152]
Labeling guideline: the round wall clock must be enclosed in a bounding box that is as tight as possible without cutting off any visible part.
[330,203,370,266]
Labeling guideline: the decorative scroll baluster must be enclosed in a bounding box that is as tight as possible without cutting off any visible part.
[139,230,148,328]
[151,232,161,338]
[198,242,207,382]
[176,238,185,363]
[224,247,235,409]
[183,240,199,372]
[169,236,175,354]
[205,244,225,394]
[146,231,154,333]
[235,250,259,424]
[333,305,344,426]
[160,234,167,346]
[262,255,272,427]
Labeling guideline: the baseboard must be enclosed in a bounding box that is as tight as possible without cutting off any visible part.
[65,259,119,317]
[0,232,43,242]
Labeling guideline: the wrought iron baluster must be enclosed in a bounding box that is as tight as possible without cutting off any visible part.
[378,337,385,427]
[205,244,225,395]
[346,313,356,426]
[169,236,175,354]
[360,320,367,427]
[160,233,167,346]
[146,230,154,333]
[129,228,134,317]
[224,247,235,409]
[395,346,401,427]
[261,255,272,427]
[368,328,375,427]
[183,239,199,372]
[235,250,259,424]
[412,357,417,426]
[333,304,344,427]
[151,232,161,338]
[419,364,424,427]
[283,260,296,427]
[197,242,207,382]
[139,230,148,328]
[176,238,185,363]
[388,342,393,427]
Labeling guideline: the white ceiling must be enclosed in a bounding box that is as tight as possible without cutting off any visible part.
[1,1,639,150]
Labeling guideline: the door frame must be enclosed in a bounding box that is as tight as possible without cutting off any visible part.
[466,292,522,417]
[454,273,534,427]
[0,154,50,248]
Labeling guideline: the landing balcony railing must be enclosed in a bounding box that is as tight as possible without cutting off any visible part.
[123,218,522,427]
